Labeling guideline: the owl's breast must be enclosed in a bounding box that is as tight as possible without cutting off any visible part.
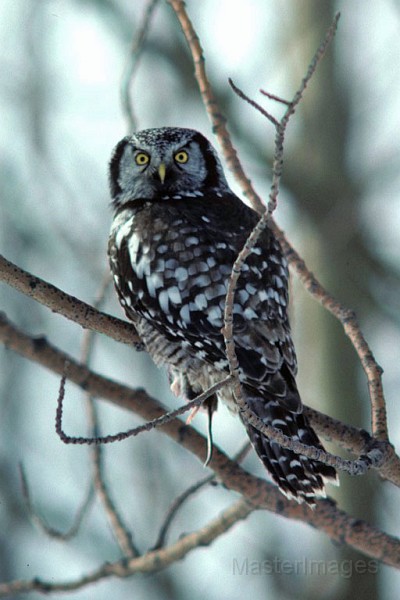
[109,200,236,342]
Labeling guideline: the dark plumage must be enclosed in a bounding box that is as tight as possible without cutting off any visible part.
[108,127,338,504]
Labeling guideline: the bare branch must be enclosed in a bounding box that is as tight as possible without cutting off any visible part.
[276,232,389,442]
[229,78,279,127]
[56,367,233,445]
[0,254,140,346]
[259,89,291,106]
[86,395,139,558]
[169,1,388,445]
[80,274,139,558]
[153,440,251,550]
[0,499,253,597]
[1,313,398,484]
[1,314,400,567]
[152,474,215,550]
[167,0,265,213]
[120,0,159,131]
[19,464,94,541]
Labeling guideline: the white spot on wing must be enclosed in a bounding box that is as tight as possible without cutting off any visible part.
[207,306,223,325]
[158,290,170,313]
[205,283,226,301]
[244,307,258,320]
[179,304,191,323]
[245,283,257,294]
[112,215,134,249]
[146,272,163,297]
[167,286,182,305]
[194,274,211,287]
[290,459,302,469]
[258,290,268,302]
[127,230,140,261]
[194,293,207,311]
[175,267,189,282]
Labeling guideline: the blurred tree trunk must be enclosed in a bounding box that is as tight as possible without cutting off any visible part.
[283,2,378,598]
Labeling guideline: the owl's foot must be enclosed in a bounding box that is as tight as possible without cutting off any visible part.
[168,369,184,397]
[186,405,201,424]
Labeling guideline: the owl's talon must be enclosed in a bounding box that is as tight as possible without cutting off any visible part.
[170,378,181,397]
[204,405,214,467]
[186,401,214,466]
[186,405,200,425]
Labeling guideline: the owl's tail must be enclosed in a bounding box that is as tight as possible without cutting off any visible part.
[240,390,338,506]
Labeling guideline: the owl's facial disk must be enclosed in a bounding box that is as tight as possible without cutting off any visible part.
[119,140,208,200]
[109,128,229,207]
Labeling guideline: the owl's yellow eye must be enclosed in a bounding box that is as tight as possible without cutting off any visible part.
[174,150,189,164]
[135,152,150,166]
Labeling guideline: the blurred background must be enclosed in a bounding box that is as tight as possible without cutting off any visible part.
[1,1,400,598]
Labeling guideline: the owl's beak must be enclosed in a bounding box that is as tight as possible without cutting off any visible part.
[158,163,166,184]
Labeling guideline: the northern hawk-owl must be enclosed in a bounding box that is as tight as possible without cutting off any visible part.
[108,127,338,505]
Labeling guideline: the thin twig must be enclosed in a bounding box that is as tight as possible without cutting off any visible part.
[2,313,400,569]
[223,12,389,473]
[167,0,265,213]
[120,0,159,131]
[152,474,215,550]
[239,403,386,476]
[259,89,291,106]
[153,440,251,550]
[170,1,388,444]
[86,396,139,557]
[229,78,279,127]
[275,231,389,442]
[19,464,94,541]
[80,272,139,558]
[0,499,253,597]
[56,368,233,445]
[1,313,398,484]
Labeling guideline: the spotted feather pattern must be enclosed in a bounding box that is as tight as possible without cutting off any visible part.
[108,128,338,505]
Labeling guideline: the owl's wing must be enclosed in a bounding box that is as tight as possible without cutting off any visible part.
[110,197,300,412]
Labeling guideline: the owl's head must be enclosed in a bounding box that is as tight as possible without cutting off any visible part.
[109,127,229,208]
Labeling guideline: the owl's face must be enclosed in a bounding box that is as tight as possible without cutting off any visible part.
[109,127,229,207]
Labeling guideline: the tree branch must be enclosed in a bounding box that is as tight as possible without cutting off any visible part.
[0,253,140,346]
[168,1,389,444]
[120,0,160,131]
[2,312,400,570]
[80,274,139,558]
[0,498,253,597]
[19,464,94,541]
[167,0,265,213]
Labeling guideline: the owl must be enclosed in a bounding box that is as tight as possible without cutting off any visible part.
[108,127,338,505]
